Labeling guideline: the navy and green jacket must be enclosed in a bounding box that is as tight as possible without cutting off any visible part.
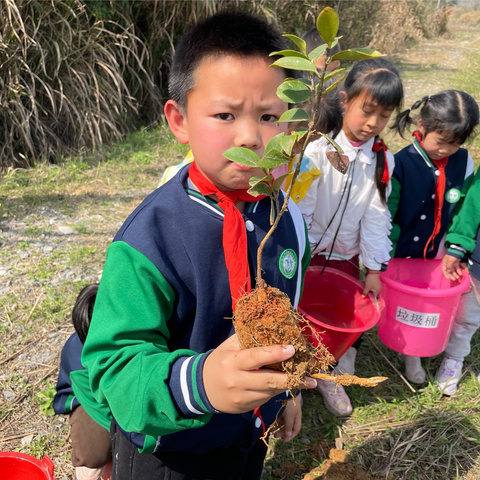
[53,333,111,430]
[53,333,83,415]
[446,167,480,281]
[71,164,310,454]
[388,138,474,259]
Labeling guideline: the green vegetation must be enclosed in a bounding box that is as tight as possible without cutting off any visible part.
[1,5,479,480]
[0,0,452,170]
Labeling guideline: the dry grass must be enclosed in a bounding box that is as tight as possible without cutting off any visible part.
[1,7,479,480]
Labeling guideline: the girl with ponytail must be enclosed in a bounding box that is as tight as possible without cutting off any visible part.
[296,58,404,416]
[388,89,479,389]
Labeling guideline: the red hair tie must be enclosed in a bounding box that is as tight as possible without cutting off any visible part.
[372,137,389,183]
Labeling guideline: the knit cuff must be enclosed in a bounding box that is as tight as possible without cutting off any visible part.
[169,352,216,418]
[447,244,467,260]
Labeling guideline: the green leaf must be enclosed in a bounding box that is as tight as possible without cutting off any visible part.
[223,147,260,167]
[279,135,297,156]
[283,34,307,55]
[291,127,308,141]
[276,79,311,104]
[259,156,290,171]
[308,44,327,63]
[273,173,290,191]
[318,132,344,153]
[320,74,346,94]
[271,57,317,73]
[250,175,272,184]
[264,133,284,155]
[324,67,346,82]
[330,38,342,49]
[248,181,273,198]
[316,7,339,46]
[278,108,310,123]
[296,77,313,86]
[270,49,309,60]
[258,150,290,169]
[332,48,384,61]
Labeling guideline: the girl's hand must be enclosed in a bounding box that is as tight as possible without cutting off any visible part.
[273,394,302,442]
[203,334,317,414]
[362,271,382,297]
[442,254,463,281]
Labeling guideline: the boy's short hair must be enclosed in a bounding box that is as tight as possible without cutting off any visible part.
[168,10,292,110]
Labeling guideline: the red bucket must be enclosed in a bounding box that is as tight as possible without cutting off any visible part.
[299,266,383,360]
[0,452,54,479]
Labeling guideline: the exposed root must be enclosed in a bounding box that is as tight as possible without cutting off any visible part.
[234,284,335,389]
[312,372,388,387]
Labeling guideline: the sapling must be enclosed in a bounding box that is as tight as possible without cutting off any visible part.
[226,7,388,388]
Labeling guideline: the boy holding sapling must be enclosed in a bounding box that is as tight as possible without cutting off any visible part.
[70,11,316,479]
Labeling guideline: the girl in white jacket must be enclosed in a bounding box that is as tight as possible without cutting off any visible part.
[297,58,404,416]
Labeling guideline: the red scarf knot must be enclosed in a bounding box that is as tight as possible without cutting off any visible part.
[413,131,449,258]
[188,161,266,310]
[372,137,390,183]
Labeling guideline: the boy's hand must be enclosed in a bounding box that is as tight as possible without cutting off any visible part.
[442,254,463,281]
[273,393,302,442]
[362,272,382,297]
[203,334,317,414]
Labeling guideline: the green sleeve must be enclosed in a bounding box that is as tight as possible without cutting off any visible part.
[387,175,402,257]
[446,169,480,252]
[80,241,212,439]
[70,369,112,430]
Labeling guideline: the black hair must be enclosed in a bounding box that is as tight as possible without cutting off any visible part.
[393,89,479,144]
[168,11,293,110]
[343,57,404,204]
[72,284,98,344]
[343,57,404,111]
[302,27,341,57]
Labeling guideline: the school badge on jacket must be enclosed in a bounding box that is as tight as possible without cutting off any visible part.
[279,249,297,279]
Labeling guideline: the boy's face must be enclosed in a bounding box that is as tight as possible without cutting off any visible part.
[418,121,461,161]
[166,55,288,191]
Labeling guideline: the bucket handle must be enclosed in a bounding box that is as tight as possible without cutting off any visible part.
[41,455,55,479]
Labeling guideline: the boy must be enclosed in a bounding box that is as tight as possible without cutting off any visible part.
[71,11,315,480]
[53,284,112,480]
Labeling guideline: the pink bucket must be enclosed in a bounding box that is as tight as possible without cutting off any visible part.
[298,266,383,361]
[0,452,54,479]
[378,258,470,357]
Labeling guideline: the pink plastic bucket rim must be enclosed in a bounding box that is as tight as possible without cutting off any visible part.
[380,260,470,296]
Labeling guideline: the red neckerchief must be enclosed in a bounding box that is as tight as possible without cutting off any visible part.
[372,136,390,183]
[413,131,449,258]
[188,161,265,310]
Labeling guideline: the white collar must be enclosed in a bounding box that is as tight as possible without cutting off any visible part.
[336,130,376,166]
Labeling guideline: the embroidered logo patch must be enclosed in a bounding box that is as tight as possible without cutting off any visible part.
[445,188,461,203]
[279,249,297,279]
